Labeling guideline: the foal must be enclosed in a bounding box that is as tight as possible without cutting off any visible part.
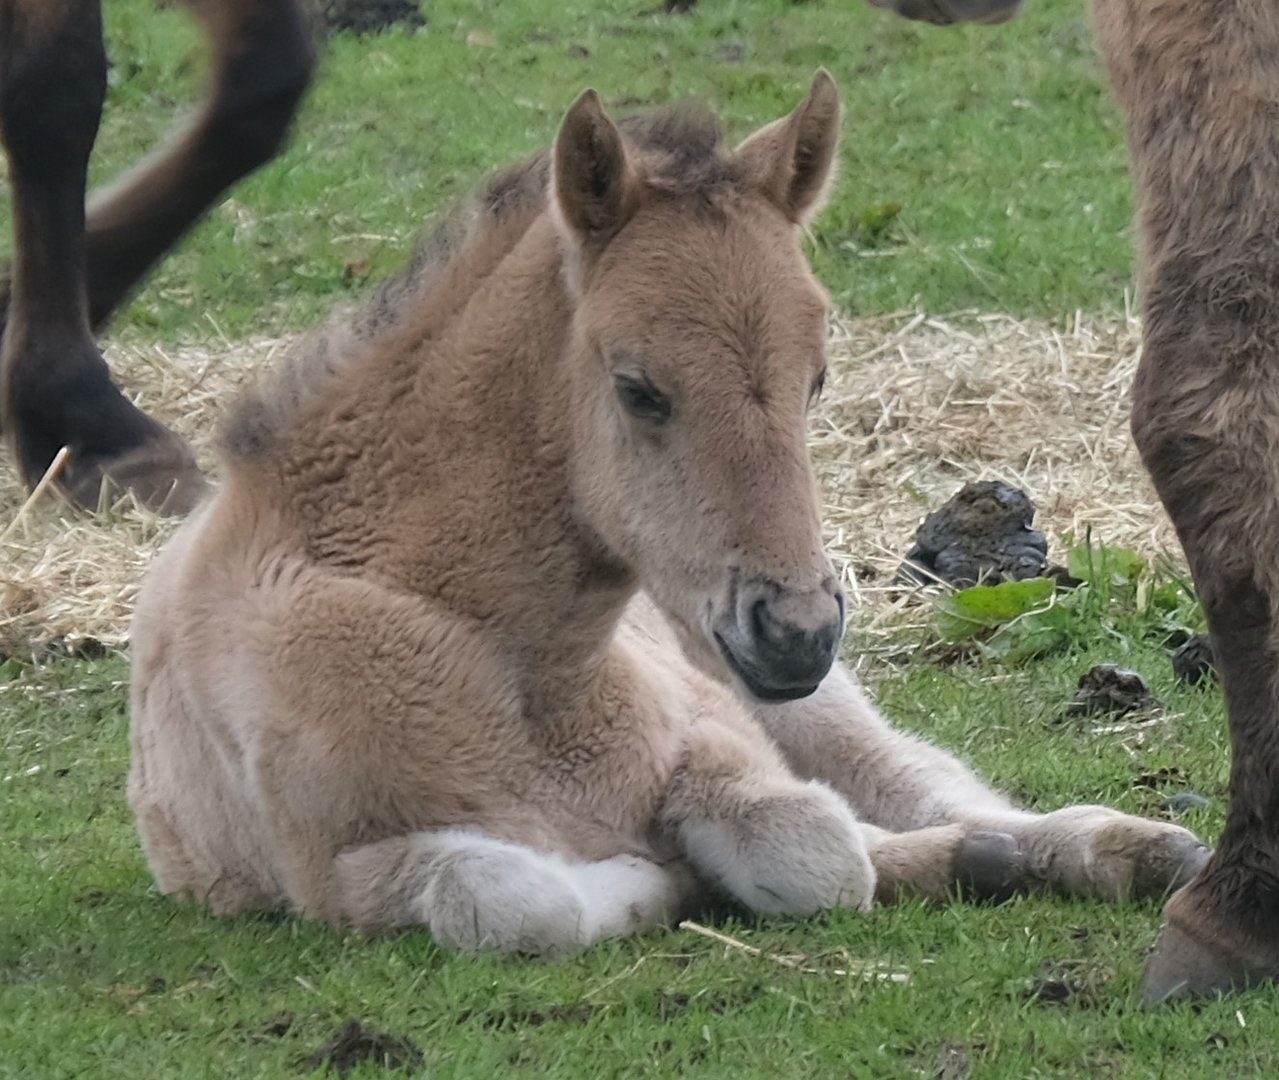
[0,0,312,513]
[129,75,1206,951]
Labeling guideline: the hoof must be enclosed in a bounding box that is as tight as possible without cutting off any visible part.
[1131,834,1212,900]
[954,830,1023,902]
[1140,917,1275,1004]
[61,430,209,516]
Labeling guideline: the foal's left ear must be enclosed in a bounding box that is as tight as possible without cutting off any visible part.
[734,70,841,226]
[553,89,641,245]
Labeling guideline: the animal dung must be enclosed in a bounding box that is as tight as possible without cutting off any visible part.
[896,480,1048,587]
[1171,633,1216,685]
[1062,663,1158,720]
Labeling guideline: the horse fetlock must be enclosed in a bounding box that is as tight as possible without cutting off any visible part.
[1088,818,1211,901]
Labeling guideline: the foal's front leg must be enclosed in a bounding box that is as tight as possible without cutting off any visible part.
[752,665,1209,903]
[659,708,976,913]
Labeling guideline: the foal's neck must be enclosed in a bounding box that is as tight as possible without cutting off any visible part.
[294,213,638,687]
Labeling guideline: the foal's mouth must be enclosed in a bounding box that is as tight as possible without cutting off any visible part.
[713,632,823,703]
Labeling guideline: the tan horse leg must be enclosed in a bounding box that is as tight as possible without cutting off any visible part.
[752,665,1209,903]
[0,0,312,513]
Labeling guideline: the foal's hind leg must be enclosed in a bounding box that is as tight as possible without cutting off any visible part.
[752,665,1209,903]
[1,0,312,513]
[335,831,697,954]
[1126,315,1279,1001]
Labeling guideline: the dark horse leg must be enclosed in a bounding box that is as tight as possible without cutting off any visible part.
[0,0,313,514]
[873,0,1279,1002]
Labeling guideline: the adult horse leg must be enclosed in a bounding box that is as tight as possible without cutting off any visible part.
[751,665,1210,903]
[0,0,134,507]
[1127,312,1279,1001]
[1,0,313,513]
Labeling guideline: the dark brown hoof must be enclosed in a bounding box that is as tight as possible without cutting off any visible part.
[954,830,1023,902]
[60,429,209,516]
[1140,917,1277,1004]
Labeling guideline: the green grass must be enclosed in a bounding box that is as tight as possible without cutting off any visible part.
[6,636,1277,1079]
[7,0,1276,1075]
[2,0,1133,341]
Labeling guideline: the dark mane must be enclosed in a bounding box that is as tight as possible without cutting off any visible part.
[221,100,739,462]
[619,102,740,191]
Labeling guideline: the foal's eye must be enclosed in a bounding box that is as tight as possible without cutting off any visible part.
[809,366,828,407]
[614,374,672,424]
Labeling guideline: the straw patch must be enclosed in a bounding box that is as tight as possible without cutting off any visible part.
[0,312,1176,657]
[0,336,279,658]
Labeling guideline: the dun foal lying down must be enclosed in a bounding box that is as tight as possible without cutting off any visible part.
[0,0,312,513]
[874,0,1279,1004]
[129,75,1207,952]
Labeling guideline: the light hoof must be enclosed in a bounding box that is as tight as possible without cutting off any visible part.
[1122,829,1212,900]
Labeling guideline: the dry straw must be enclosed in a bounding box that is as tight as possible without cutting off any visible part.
[0,311,1178,658]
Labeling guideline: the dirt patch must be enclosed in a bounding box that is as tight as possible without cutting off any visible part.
[1021,960,1112,1007]
[454,1001,600,1030]
[317,0,424,34]
[296,1019,423,1076]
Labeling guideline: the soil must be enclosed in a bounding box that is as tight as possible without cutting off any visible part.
[315,0,424,34]
[296,1020,423,1076]
[897,480,1048,587]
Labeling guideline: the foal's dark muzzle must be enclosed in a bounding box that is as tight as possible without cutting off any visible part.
[714,579,845,702]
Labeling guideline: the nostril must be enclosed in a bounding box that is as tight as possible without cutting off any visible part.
[750,598,785,646]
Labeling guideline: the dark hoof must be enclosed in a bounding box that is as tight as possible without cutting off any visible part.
[60,430,209,516]
[955,830,1023,902]
[1141,918,1275,1004]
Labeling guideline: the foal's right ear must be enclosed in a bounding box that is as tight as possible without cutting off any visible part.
[552,89,641,246]
[734,70,842,226]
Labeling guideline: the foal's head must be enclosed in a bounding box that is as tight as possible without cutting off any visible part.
[552,73,845,702]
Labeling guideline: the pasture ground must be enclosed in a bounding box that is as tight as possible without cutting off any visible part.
[4,0,1279,1076]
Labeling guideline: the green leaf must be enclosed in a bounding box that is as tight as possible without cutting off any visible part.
[936,577,1056,641]
[1066,542,1145,586]
[985,604,1074,664]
